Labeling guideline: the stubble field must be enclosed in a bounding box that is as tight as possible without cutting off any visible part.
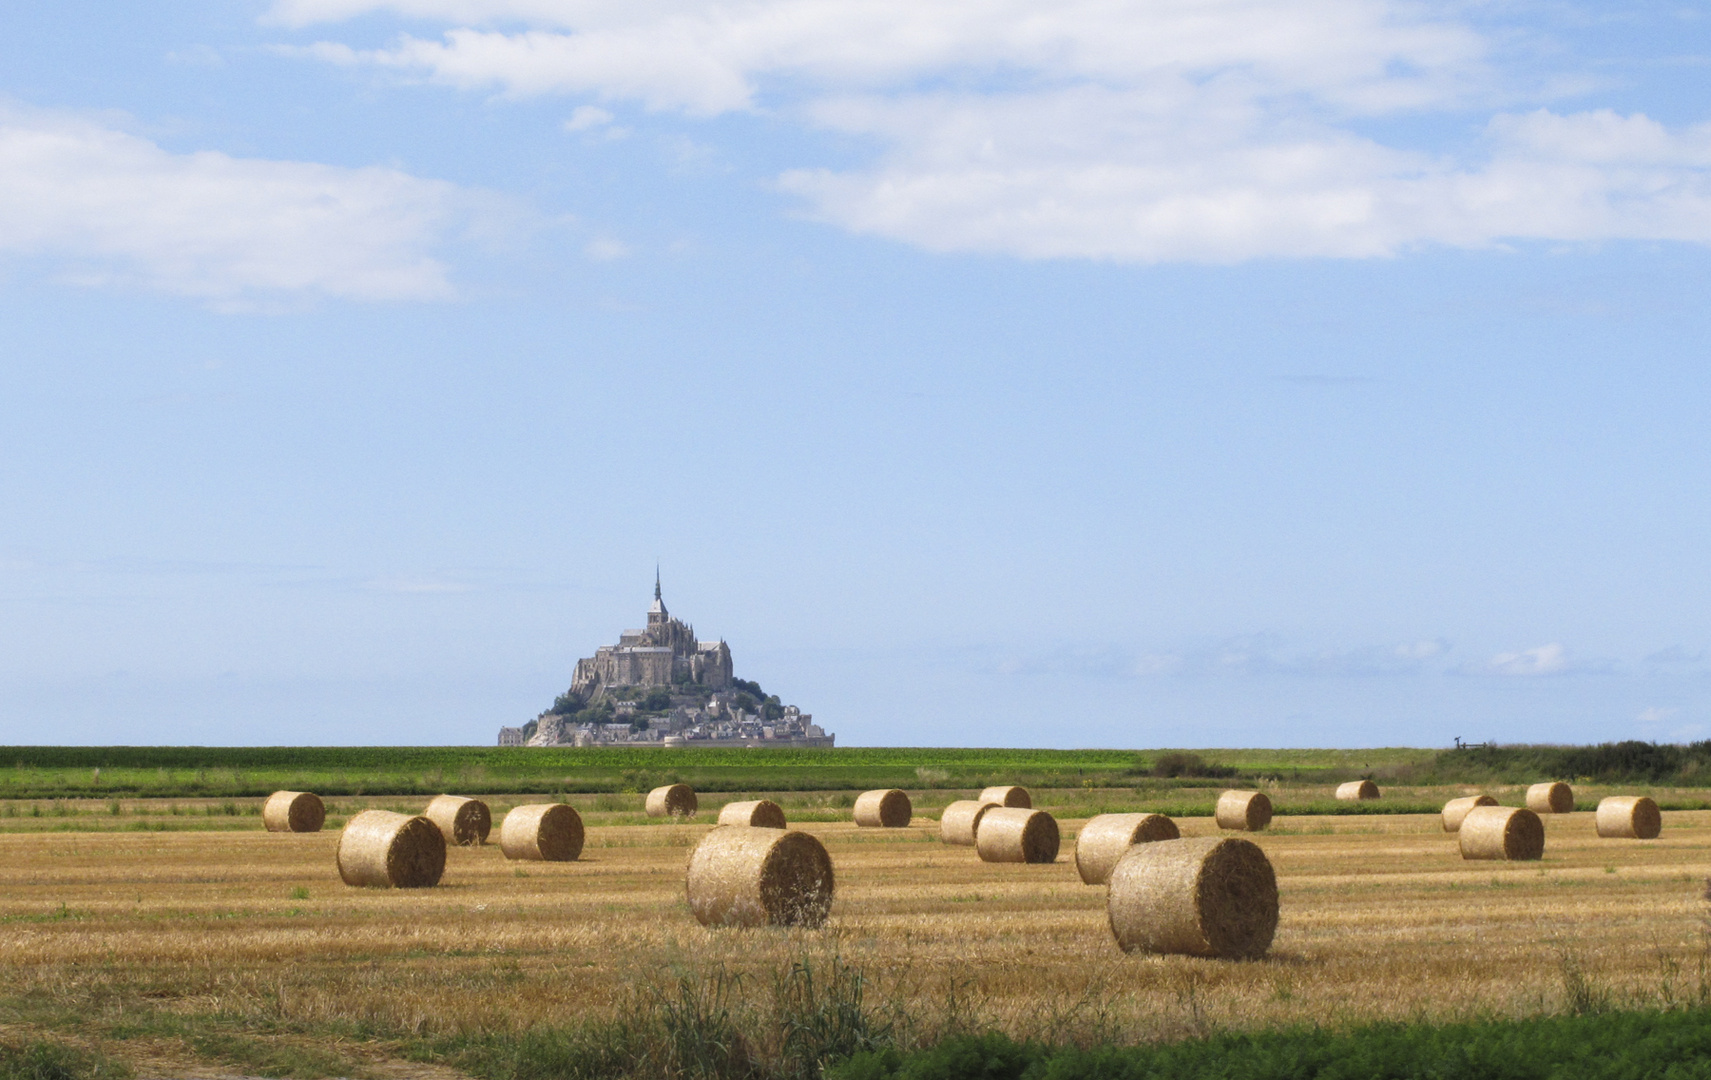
[1,789,1706,1078]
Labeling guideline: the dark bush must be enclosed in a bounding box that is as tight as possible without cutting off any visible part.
[1150,753,1236,780]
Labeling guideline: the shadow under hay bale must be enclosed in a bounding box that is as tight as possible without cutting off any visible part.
[1596,796,1661,839]
[1107,836,1278,959]
[646,784,698,818]
[425,795,491,846]
[1074,813,1179,885]
[499,803,584,861]
[853,788,912,828]
[1441,794,1498,832]
[1215,790,1272,831]
[976,807,1060,863]
[263,791,324,833]
[939,800,1000,846]
[1335,780,1379,801]
[718,799,786,828]
[685,826,834,928]
[1526,782,1575,815]
[1459,805,1545,860]
[978,785,1031,808]
[337,810,446,888]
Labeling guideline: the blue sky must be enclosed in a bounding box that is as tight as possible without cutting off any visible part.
[0,0,1708,748]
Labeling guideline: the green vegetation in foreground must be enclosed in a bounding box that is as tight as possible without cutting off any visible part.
[5,739,1711,799]
[10,953,1711,1080]
[829,1009,1711,1080]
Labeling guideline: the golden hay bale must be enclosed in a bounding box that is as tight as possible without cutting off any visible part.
[1214,790,1272,831]
[939,800,1000,845]
[1074,813,1180,885]
[1458,805,1545,860]
[1334,780,1379,801]
[337,810,446,888]
[1440,794,1497,832]
[1107,836,1278,959]
[1526,782,1575,814]
[853,789,912,828]
[646,784,698,818]
[718,799,787,828]
[685,826,834,928]
[978,785,1032,808]
[499,803,584,861]
[975,807,1060,863]
[1596,796,1661,839]
[424,794,491,846]
[262,790,324,833]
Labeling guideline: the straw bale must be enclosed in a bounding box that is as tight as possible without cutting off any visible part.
[262,790,324,833]
[1526,782,1575,815]
[337,810,446,888]
[1214,790,1272,831]
[425,795,491,846]
[718,799,787,828]
[1458,805,1545,860]
[1334,780,1379,801]
[646,784,698,818]
[853,789,912,828]
[978,785,1031,808]
[1596,796,1661,839]
[1074,813,1180,885]
[499,803,584,861]
[1107,836,1278,959]
[975,807,1060,863]
[939,800,1000,846]
[1440,794,1498,832]
[685,826,834,928]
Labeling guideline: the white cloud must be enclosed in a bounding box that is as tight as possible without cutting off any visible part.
[0,103,504,302]
[583,236,630,259]
[1482,643,1570,677]
[564,104,614,131]
[1395,639,1449,661]
[270,0,1711,261]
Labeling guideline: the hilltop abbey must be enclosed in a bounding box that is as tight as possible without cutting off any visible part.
[498,574,832,749]
[569,575,734,697]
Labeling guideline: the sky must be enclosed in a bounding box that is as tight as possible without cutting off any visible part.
[0,1,1709,749]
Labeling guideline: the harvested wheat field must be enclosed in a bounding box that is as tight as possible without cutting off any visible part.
[1,794,1709,1075]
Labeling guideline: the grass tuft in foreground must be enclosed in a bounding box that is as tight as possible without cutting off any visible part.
[0,1040,130,1080]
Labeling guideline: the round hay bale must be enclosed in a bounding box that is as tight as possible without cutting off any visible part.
[1458,805,1545,860]
[1441,794,1498,832]
[499,803,584,861]
[975,807,1060,863]
[853,789,912,828]
[646,784,698,818]
[939,800,999,846]
[978,785,1031,808]
[1074,813,1180,885]
[337,810,446,888]
[1596,796,1661,839]
[685,826,834,928]
[1214,790,1272,831]
[1107,836,1278,959]
[718,799,787,828]
[1526,782,1575,815]
[262,790,325,833]
[425,795,491,846]
[1334,780,1379,801]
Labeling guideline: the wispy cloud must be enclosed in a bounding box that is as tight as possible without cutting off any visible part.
[1472,642,1572,677]
[272,0,1711,262]
[0,102,510,303]
[996,634,1454,680]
